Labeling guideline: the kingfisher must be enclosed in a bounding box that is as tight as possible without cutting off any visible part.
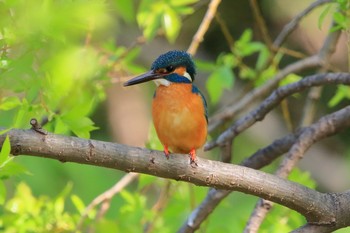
[123,50,208,164]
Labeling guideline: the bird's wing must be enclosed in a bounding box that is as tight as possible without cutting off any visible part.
[192,85,208,123]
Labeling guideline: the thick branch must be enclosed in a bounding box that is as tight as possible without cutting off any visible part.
[244,105,350,232]
[179,75,350,232]
[0,128,335,223]
[293,191,350,232]
[179,106,350,233]
[182,8,341,232]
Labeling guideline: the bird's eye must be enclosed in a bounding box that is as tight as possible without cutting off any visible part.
[155,66,175,74]
[166,65,175,72]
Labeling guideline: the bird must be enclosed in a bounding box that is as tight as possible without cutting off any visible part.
[123,50,208,165]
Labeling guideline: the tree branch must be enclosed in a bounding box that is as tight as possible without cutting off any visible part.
[208,55,322,132]
[208,18,341,133]
[273,0,333,48]
[0,128,338,225]
[187,0,222,55]
[180,27,341,231]
[179,3,341,231]
[178,189,230,233]
[76,172,139,231]
[180,104,350,232]
[244,105,350,232]
[206,72,350,150]
[249,0,273,49]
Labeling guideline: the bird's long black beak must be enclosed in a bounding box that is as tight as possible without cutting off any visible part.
[123,70,165,86]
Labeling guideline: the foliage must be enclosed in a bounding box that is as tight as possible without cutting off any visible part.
[137,0,198,42]
[0,0,349,232]
[1,182,79,233]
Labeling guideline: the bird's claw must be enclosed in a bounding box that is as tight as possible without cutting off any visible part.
[189,149,198,167]
[164,146,170,160]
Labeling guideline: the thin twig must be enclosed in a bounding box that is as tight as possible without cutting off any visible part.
[243,19,341,231]
[206,72,350,150]
[180,12,341,233]
[281,99,293,131]
[273,0,333,47]
[249,0,273,49]
[144,181,172,233]
[179,103,350,232]
[187,0,222,55]
[208,55,322,133]
[208,4,340,134]
[76,173,139,231]
[179,101,350,232]
[300,86,323,126]
[215,13,235,47]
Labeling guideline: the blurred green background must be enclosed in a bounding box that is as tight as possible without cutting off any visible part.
[0,0,349,232]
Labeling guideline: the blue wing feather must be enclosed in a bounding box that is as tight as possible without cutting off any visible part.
[192,85,208,123]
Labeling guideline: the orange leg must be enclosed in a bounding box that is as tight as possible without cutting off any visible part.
[164,145,170,159]
[189,149,197,165]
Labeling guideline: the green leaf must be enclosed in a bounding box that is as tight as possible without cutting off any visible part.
[332,11,347,30]
[239,67,256,80]
[318,5,332,29]
[69,117,98,138]
[239,29,252,43]
[142,12,162,41]
[145,123,163,151]
[240,42,265,57]
[279,73,302,86]
[288,168,316,189]
[195,59,216,72]
[328,85,350,107]
[71,194,86,215]
[57,182,73,199]
[162,7,181,43]
[333,11,345,25]
[256,45,270,70]
[254,66,276,86]
[114,0,135,23]
[0,161,28,178]
[206,66,234,104]
[170,0,198,6]
[54,196,65,216]
[0,135,10,166]
[95,219,120,232]
[120,190,136,212]
[137,0,196,42]
[137,0,162,41]
[0,128,11,135]
[138,174,157,191]
[54,116,70,135]
[0,96,22,110]
[0,180,6,205]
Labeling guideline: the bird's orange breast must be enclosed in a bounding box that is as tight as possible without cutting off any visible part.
[152,83,207,153]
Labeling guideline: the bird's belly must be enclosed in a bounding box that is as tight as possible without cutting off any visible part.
[152,85,207,153]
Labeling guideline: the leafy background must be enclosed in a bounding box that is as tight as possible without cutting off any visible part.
[0,0,349,232]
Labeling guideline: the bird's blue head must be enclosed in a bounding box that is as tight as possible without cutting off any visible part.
[123,50,196,87]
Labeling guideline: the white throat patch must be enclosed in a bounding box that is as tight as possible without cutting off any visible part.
[183,71,192,82]
[153,79,171,86]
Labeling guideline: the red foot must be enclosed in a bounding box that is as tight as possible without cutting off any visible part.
[164,145,170,159]
[189,149,197,165]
